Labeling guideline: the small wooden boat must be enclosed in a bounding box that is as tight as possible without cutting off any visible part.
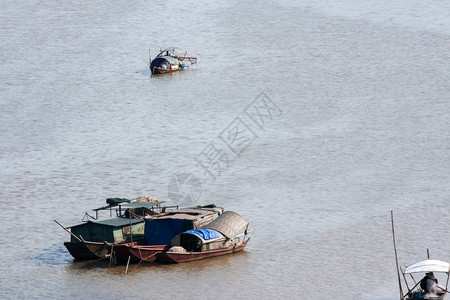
[391,211,449,299]
[156,211,253,264]
[400,259,449,300]
[157,237,249,264]
[149,47,197,75]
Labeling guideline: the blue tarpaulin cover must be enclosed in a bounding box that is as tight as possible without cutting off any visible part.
[185,229,219,240]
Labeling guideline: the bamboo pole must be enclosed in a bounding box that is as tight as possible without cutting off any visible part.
[437,285,450,293]
[402,281,421,299]
[149,49,151,68]
[391,211,404,299]
[400,266,410,293]
[54,220,83,243]
[109,244,114,268]
[129,213,133,243]
[125,256,131,274]
[446,273,449,294]
[134,259,144,270]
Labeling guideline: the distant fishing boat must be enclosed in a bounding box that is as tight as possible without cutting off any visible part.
[401,259,449,300]
[111,205,223,264]
[156,211,253,263]
[391,211,449,300]
[149,47,197,75]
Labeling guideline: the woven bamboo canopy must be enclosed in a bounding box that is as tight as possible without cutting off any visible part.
[204,211,248,239]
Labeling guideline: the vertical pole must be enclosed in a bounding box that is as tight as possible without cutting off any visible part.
[129,212,133,243]
[445,273,449,291]
[427,249,430,259]
[149,49,151,68]
[109,243,114,268]
[125,256,131,274]
[391,210,404,299]
[400,266,411,292]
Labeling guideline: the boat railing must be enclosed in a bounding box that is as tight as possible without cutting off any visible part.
[176,56,197,64]
[82,212,97,222]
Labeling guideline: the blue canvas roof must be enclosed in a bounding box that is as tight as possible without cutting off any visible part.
[184,229,220,240]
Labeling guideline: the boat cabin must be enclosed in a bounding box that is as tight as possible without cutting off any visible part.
[68,200,163,243]
[169,211,251,252]
[143,206,222,245]
[170,229,226,252]
[69,218,145,243]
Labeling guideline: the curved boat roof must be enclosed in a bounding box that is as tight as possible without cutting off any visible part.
[151,56,180,65]
[69,217,143,228]
[156,47,187,58]
[204,211,249,239]
[405,259,450,274]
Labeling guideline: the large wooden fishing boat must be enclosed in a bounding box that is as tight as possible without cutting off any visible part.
[56,197,164,260]
[156,236,249,264]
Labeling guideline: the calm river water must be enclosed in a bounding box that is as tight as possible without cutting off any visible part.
[1,1,449,299]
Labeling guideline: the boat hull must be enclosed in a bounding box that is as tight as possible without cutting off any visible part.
[64,241,110,260]
[112,244,166,264]
[128,245,167,263]
[156,239,249,264]
[151,66,181,75]
[406,293,445,300]
[150,54,185,75]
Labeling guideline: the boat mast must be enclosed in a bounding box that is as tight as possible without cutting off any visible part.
[391,210,404,299]
[148,49,151,69]
[446,273,449,294]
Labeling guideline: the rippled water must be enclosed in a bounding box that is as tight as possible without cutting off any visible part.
[1,1,449,299]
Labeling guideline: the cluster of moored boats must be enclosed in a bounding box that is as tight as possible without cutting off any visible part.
[56,197,252,265]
